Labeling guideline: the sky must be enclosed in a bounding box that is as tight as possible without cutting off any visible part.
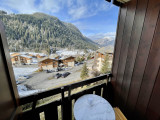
[0,0,119,40]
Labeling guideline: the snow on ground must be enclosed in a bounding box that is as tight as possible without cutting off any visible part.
[19,52,46,56]
[56,49,85,56]
[31,58,38,64]
[13,67,39,97]
[13,67,38,80]
[17,85,40,97]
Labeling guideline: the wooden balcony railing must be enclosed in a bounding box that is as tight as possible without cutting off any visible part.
[18,73,112,120]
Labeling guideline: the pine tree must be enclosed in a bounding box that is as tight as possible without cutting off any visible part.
[101,54,110,74]
[80,62,89,79]
[87,53,91,60]
[46,47,51,55]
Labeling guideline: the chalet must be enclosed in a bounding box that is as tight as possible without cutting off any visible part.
[93,46,113,71]
[20,55,32,64]
[11,55,21,65]
[60,56,75,67]
[10,53,33,65]
[38,57,59,70]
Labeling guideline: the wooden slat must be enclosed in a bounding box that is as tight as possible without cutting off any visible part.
[116,0,137,108]
[64,74,109,91]
[72,83,105,100]
[121,0,149,113]
[19,99,61,119]
[145,67,160,120]
[95,87,101,96]
[105,82,114,105]
[20,87,61,105]
[44,105,58,120]
[19,111,40,120]
[111,4,127,107]
[61,98,72,120]
[124,0,160,119]
[135,10,160,119]
[114,107,127,120]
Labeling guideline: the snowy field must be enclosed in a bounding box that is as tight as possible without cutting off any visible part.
[13,67,38,80]
[17,85,40,97]
[13,67,39,97]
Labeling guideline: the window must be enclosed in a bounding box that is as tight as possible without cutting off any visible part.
[0,0,119,98]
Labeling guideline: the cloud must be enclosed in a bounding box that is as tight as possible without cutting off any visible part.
[87,32,116,40]
[1,0,38,14]
[0,0,112,20]
[39,0,63,13]
[0,6,13,14]
[67,0,112,20]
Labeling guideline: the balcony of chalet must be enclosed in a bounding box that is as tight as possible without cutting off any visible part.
[1,0,160,120]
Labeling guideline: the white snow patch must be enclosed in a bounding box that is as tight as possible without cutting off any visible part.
[56,50,85,56]
[13,67,38,80]
[17,85,39,97]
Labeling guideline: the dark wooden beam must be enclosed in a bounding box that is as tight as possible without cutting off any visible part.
[113,0,122,7]
[105,0,111,2]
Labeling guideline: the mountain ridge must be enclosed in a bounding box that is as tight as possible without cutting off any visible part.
[0,10,98,52]
[92,37,115,47]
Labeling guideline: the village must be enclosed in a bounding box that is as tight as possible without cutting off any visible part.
[10,47,113,96]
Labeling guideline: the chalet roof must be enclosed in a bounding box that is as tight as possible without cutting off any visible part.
[97,46,114,55]
[38,57,50,62]
[49,54,59,59]
[20,55,32,59]
[10,53,21,57]
[38,57,58,62]
[60,56,75,60]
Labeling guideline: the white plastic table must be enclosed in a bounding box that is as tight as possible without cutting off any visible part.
[74,94,115,120]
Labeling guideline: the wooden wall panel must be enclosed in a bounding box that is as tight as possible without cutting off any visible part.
[0,40,15,120]
[121,0,148,112]
[115,0,137,108]
[111,5,127,106]
[145,67,160,120]
[127,0,160,119]
[111,0,160,119]
[0,21,19,119]
[135,11,160,119]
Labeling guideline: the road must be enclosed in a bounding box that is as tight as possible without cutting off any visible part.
[20,60,94,90]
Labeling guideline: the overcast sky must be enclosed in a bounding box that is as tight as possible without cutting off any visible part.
[0,0,119,40]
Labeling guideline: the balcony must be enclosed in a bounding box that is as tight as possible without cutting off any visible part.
[1,0,160,120]
[18,74,113,120]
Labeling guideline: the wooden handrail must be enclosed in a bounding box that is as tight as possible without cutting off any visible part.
[19,73,112,105]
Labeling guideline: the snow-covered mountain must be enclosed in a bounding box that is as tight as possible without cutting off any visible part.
[93,36,115,47]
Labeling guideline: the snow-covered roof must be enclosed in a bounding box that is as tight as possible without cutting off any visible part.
[10,52,21,57]
[26,52,46,56]
[56,50,85,56]
[20,55,32,59]
[38,57,57,62]
[60,56,75,60]
[49,54,59,59]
